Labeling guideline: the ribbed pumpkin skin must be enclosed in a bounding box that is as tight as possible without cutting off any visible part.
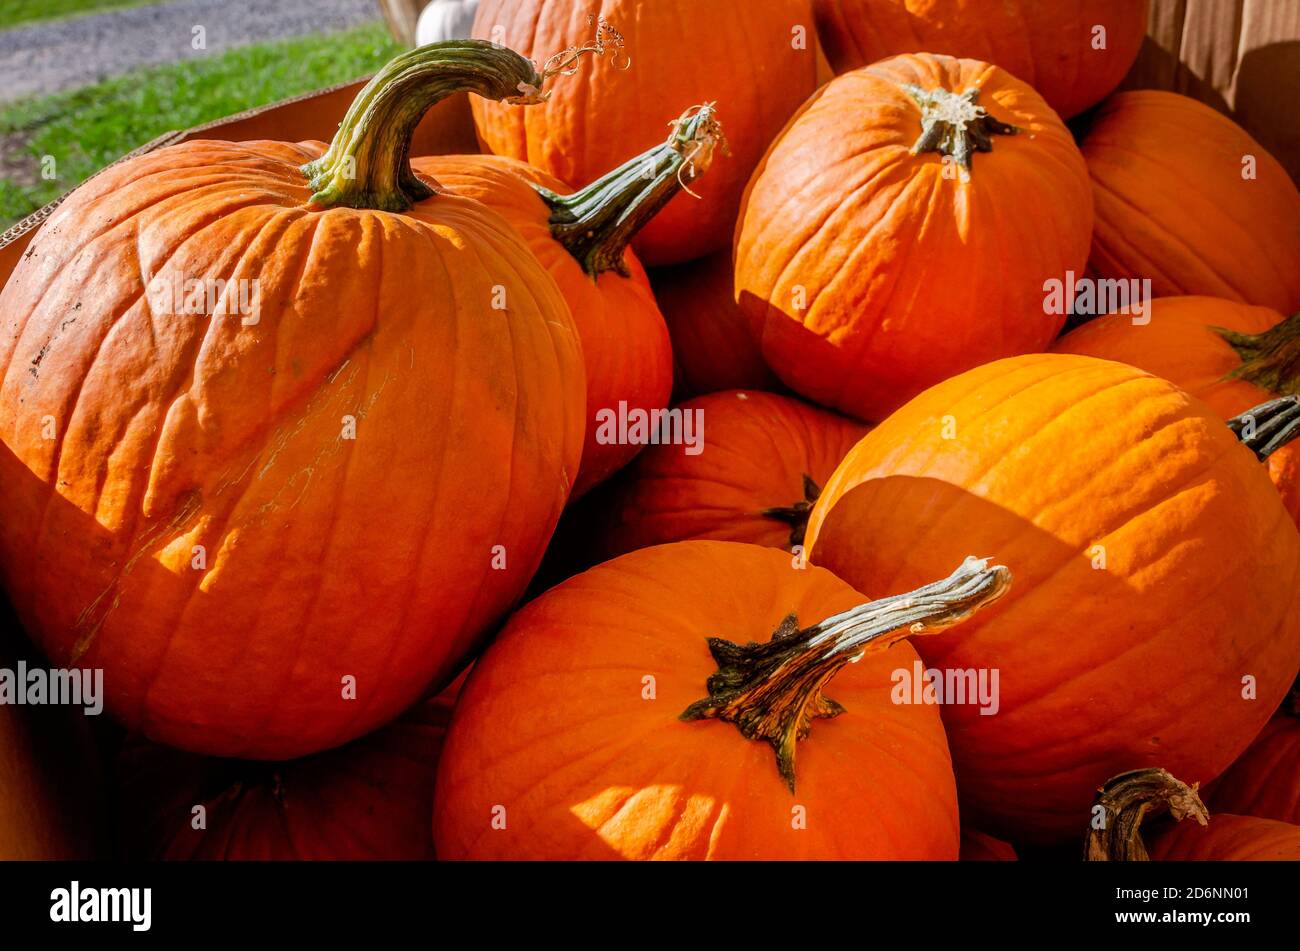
[649,251,778,400]
[0,139,584,760]
[813,0,1147,119]
[469,0,819,266]
[1083,92,1300,314]
[117,676,462,860]
[413,153,672,497]
[1054,296,1300,526]
[1208,718,1300,825]
[735,54,1092,422]
[434,541,960,860]
[595,390,869,557]
[805,354,1300,843]
[1149,814,1300,861]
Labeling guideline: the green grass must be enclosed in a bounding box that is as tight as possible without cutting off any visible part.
[0,23,401,228]
[0,0,161,31]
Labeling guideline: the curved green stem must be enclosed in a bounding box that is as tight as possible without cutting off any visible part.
[1216,310,1300,397]
[680,556,1011,792]
[536,103,725,277]
[1228,395,1300,460]
[302,40,548,212]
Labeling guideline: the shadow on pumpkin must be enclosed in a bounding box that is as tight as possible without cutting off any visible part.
[0,437,479,860]
[809,473,1289,846]
[1116,37,1300,186]
[440,539,962,860]
[1235,41,1300,186]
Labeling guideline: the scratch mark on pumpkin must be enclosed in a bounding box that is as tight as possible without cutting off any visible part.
[326,358,351,384]
[69,490,204,662]
[214,454,258,498]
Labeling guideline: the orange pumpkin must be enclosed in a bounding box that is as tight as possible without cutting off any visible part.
[1081,91,1300,314]
[0,42,586,759]
[805,354,1300,843]
[1151,814,1300,861]
[1055,296,1300,525]
[649,251,778,400]
[594,390,869,558]
[434,542,1011,860]
[1208,713,1300,826]
[735,53,1092,422]
[813,0,1148,119]
[116,673,464,860]
[413,105,723,496]
[470,0,820,265]
[1088,768,1300,861]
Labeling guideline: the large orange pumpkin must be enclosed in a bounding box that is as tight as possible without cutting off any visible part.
[1208,713,1300,826]
[0,42,586,759]
[1081,91,1300,314]
[413,105,724,496]
[649,251,778,400]
[813,0,1148,119]
[1088,768,1300,861]
[1055,296,1300,525]
[735,53,1092,422]
[434,542,1010,860]
[805,354,1300,843]
[1151,814,1300,861]
[469,0,820,265]
[116,673,464,860]
[594,390,869,557]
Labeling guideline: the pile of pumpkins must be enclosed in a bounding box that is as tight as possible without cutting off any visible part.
[1,0,1298,861]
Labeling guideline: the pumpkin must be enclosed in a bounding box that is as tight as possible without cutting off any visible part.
[433,541,1011,860]
[594,390,869,558]
[1087,768,1300,861]
[0,41,590,759]
[1055,296,1300,525]
[959,827,1016,862]
[1151,814,1300,861]
[1081,91,1300,315]
[413,104,724,496]
[805,353,1300,843]
[469,0,820,266]
[735,53,1093,422]
[1208,713,1300,826]
[116,672,465,860]
[812,0,1148,119]
[649,251,779,400]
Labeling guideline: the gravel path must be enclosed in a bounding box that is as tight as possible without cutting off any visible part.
[0,0,381,103]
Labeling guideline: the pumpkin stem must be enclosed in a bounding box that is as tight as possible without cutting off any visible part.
[1227,395,1300,460]
[1083,768,1209,861]
[303,24,622,211]
[760,473,822,549]
[680,555,1012,792]
[536,103,726,278]
[1215,310,1300,397]
[902,85,1019,175]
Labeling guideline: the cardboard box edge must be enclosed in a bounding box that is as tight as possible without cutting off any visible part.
[0,75,371,254]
